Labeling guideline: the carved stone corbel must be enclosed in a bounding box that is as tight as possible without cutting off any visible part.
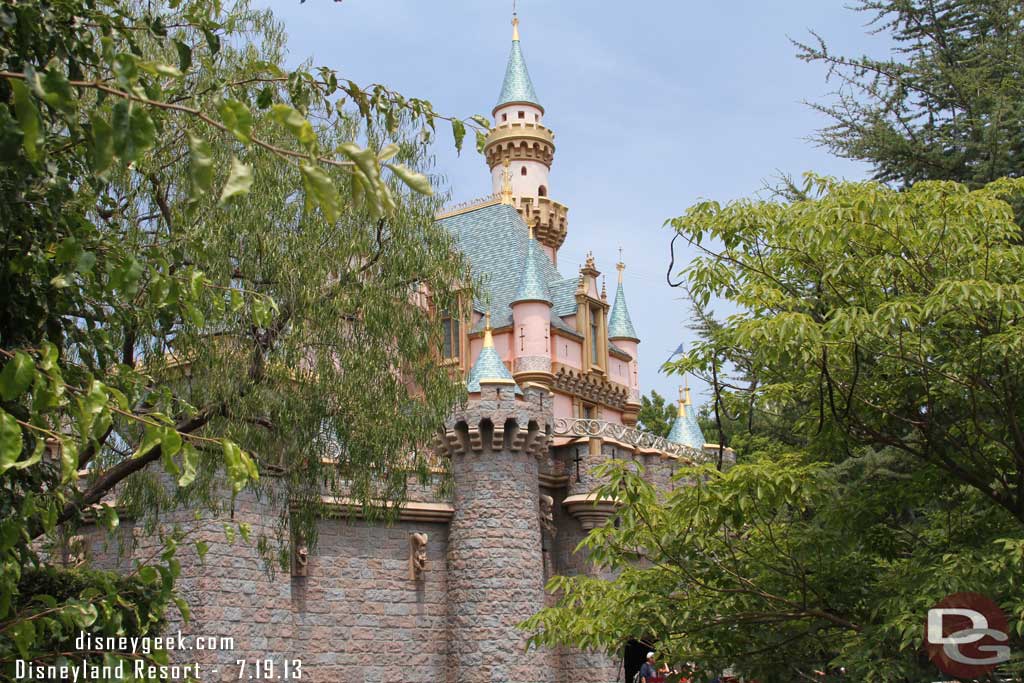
[539,495,557,539]
[292,535,309,577]
[409,532,428,580]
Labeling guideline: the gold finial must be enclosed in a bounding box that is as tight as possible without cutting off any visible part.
[512,15,520,41]
[677,385,687,418]
[501,159,513,205]
[601,275,607,300]
[528,222,535,239]
[483,311,494,347]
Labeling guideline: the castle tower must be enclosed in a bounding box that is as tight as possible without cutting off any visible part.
[443,315,552,683]
[667,380,706,448]
[484,14,568,263]
[608,258,642,425]
[511,226,555,391]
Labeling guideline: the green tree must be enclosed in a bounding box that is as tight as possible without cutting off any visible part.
[637,390,677,438]
[524,177,1024,680]
[0,0,483,672]
[798,0,1024,193]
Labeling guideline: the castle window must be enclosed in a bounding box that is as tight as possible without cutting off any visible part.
[534,113,539,121]
[590,307,600,365]
[521,167,527,176]
[441,315,460,361]
[538,185,547,197]
[502,113,507,122]
[518,111,525,119]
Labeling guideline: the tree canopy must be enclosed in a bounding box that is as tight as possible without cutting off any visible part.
[799,0,1024,192]
[525,176,1024,681]
[0,0,483,672]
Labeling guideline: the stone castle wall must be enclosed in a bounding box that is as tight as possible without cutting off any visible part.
[79,388,696,683]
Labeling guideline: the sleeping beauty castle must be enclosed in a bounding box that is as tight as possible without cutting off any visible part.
[84,14,726,683]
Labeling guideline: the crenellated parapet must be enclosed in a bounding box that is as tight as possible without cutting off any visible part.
[513,196,568,251]
[434,383,553,461]
[484,121,556,168]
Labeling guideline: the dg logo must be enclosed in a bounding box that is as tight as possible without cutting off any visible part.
[925,592,1011,679]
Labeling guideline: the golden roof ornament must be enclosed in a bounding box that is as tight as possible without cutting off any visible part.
[601,275,607,301]
[616,246,625,284]
[677,385,687,418]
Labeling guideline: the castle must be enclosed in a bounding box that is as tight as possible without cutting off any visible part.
[86,15,721,683]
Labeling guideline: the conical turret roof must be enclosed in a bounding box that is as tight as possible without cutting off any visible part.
[466,316,522,395]
[512,230,552,304]
[496,18,541,110]
[667,385,705,448]
[608,266,639,341]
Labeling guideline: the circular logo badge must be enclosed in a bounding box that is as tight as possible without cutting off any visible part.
[925,592,1010,679]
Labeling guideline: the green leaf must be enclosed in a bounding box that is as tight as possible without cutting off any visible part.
[0,410,24,474]
[256,86,273,110]
[133,424,162,459]
[451,118,466,154]
[111,101,156,163]
[137,565,159,584]
[174,596,191,623]
[11,79,42,162]
[0,351,35,401]
[219,157,253,204]
[60,439,78,484]
[300,162,341,223]
[178,443,198,487]
[35,66,76,115]
[188,134,213,196]
[271,104,316,149]
[9,619,34,659]
[217,99,252,144]
[222,439,246,493]
[386,163,433,196]
[174,40,193,72]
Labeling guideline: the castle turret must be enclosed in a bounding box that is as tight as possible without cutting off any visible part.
[667,381,706,448]
[443,309,552,682]
[609,259,641,425]
[511,226,554,391]
[466,313,522,395]
[484,15,568,262]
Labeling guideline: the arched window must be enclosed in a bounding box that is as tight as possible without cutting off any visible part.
[521,167,527,176]
[517,111,525,119]
[538,185,547,197]
[501,113,507,122]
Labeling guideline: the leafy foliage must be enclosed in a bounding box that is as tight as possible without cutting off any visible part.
[637,390,677,438]
[798,1,1024,197]
[523,453,1024,682]
[528,177,1024,680]
[0,0,484,671]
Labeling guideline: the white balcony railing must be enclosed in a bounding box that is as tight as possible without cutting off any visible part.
[552,418,706,462]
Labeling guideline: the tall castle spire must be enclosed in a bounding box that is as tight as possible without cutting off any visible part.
[483,11,568,262]
[497,14,541,110]
[667,379,706,448]
[608,258,639,342]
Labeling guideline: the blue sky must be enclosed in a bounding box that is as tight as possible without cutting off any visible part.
[257,0,890,406]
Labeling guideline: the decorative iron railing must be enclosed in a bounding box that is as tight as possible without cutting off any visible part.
[552,418,705,462]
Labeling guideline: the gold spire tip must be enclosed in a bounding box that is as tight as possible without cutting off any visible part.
[677,386,687,418]
[512,15,520,41]
[483,311,494,347]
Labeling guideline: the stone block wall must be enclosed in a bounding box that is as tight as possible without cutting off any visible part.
[293,519,449,682]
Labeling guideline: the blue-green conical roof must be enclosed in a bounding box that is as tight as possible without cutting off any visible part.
[467,329,522,395]
[496,24,541,110]
[667,410,705,449]
[608,280,639,340]
[512,235,552,304]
